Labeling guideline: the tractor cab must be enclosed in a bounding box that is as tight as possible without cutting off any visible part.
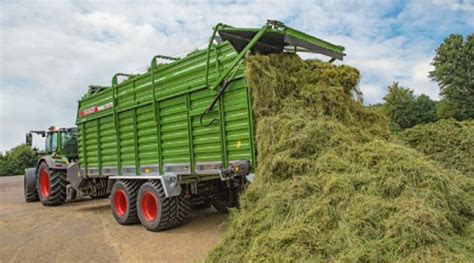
[26,126,78,159]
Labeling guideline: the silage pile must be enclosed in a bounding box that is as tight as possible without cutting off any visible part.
[207,54,474,262]
[398,119,474,177]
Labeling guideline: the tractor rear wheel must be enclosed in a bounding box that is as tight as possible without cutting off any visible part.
[110,180,140,225]
[37,162,67,206]
[137,181,190,231]
[24,169,39,202]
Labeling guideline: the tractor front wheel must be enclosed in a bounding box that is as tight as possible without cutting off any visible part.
[24,169,39,202]
[37,162,67,206]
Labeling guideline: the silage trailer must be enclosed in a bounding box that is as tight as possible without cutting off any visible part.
[25,20,345,231]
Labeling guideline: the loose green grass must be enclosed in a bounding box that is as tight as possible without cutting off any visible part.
[206,53,474,262]
[398,119,474,177]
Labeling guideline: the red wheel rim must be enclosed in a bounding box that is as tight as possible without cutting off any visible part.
[39,169,50,199]
[114,190,127,217]
[141,192,158,222]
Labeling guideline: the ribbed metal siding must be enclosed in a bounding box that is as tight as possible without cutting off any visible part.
[77,42,254,177]
[223,79,252,162]
[99,115,117,170]
[160,95,190,165]
[191,88,222,164]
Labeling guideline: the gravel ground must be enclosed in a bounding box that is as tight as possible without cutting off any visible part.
[0,176,227,263]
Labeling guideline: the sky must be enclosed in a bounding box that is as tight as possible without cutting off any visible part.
[0,0,473,152]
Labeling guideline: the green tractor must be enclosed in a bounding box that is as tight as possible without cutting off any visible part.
[24,126,109,205]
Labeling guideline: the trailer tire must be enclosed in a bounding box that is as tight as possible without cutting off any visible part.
[212,188,239,213]
[111,180,140,225]
[37,162,67,206]
[211,200,231,213]
[24,170,39,202]
[137,181,190,231]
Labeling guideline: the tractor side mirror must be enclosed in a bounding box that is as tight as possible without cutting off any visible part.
[26,133,33,146]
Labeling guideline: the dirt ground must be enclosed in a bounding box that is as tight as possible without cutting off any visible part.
[0,176,227,263]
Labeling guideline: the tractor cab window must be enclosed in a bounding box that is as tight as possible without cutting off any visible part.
[50,132,58,152]
[45,134,51,153]
[45,132,59,153]
[61,131,73,145]
[61,130,78,158]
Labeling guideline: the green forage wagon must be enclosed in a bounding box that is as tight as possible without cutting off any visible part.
[24,20,345,231]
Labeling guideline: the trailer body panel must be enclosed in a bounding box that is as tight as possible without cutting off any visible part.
[77,43,253,178]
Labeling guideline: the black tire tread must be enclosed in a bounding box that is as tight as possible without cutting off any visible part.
[113,180,141,225]
[25,189,39,202]
[24,174,39,202]
[39,165,67,206]
[142,180,190,231]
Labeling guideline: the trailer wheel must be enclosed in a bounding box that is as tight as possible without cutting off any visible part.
[37,162,67,206]
[212,200,231,213]
[212,188,238,213]
[24,169,39,202]
[111,180,140,225]
[137,181,190,231]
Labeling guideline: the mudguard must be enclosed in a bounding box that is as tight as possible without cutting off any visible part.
[66,162,86,190]
[38,155,68,170]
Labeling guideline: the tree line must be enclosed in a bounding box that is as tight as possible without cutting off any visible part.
[0,145,41,176]
[383,34,473,131]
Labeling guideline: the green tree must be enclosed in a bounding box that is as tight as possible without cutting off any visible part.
[383,82,437,129]
[429,34,474,120]
[415,94,438,124]
[0,144,40,176]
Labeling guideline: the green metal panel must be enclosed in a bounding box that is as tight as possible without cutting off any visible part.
[118,110,136,168]
[79,122,87,172]
[84,121,98,170]
[160,95,190,165]
[191,89,223,164]
[96,118,101,174]
[99,115,117,169]
[136,104,158,166]
[76,21,345,178]
[223,79,252,163]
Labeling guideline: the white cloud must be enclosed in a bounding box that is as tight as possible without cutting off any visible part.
[0,0,472,151]
[360,84,385,103]
[408,58,439,99]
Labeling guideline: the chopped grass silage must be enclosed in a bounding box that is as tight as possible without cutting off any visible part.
[398,119,474,177]
[206,54,474,262]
